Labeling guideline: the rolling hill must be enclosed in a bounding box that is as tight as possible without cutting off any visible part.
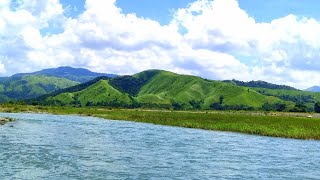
[0,66,119,102]
[0,75,79,102]
[37,70,303,111]
[13,66,117,83]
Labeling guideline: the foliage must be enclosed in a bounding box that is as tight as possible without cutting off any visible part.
[210,103,254,111]
[35,76,110,102]
[109,70,159,96]
[189,100,203,110]
[258,89,314,104]
[210,103,223,110]
[262,102,287,112]
[314,102,320,113]
[224,79,297,90]
[219,95,224,104]
[289,103,308,112]
[172,102,183,110]
[0,75,78,101]
[109,76,146,96]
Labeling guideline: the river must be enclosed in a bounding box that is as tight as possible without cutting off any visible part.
[0,113,319,179]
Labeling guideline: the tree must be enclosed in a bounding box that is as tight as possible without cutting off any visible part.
[274,103,286,112]
[189,100,202,110]
[172,102,183,110]
[315,102,320,113]
[219,95,224,104]
[289,103,307,112]
[31,101,39,106]
[262,102,287,112]
[262,102,272,111]
[210,102,223,110]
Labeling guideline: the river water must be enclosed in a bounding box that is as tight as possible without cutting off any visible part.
[0,113,319,179]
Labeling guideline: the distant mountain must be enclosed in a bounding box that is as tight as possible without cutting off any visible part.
[13,66,117,83]
[305,86,320,92]
[223,80,297,90]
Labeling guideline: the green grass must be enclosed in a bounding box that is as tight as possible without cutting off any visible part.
[2,105,320,140]
[47,80,133,106]
[0,75,79,101]
[136,71,286,109]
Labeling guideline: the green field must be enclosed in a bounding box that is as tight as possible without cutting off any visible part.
[2,105,320,140]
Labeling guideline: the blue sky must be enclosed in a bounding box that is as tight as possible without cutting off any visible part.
[239,0,320,22]
[2,0,320,89]
[60,0,320,24]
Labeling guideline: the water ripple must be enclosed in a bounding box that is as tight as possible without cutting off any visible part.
[0,113,319,179]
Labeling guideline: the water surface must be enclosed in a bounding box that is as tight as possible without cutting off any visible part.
[0,113,319,179]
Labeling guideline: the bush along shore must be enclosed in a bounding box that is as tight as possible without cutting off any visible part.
[0,117,15,125]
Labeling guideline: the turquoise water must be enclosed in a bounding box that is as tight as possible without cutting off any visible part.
[0,113,319,179]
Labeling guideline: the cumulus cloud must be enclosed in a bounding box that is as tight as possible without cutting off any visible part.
[0,0,320,89]
[173,0,320,88]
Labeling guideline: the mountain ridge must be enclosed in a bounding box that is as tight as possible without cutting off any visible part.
[12,66,117,83]
[223,79,297,91]
[305,86,320,92]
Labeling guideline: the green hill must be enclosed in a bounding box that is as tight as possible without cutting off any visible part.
[0,66,120,103]
[45,79,133,107]
[0,75,79,102]
[135,70,286,110]
[253,87,320,111]
[38,70,300,111]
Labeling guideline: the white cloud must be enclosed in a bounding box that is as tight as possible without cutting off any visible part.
[0,0,320,89]
[173,0,257,53]
[172,0,320,89]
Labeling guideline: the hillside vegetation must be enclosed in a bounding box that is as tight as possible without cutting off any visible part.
[224,80,297,90]
[14,66,116,83]
[0,66,121,102]
[37,70,304,111]
[254,87,320,112]
[0,75,79,102]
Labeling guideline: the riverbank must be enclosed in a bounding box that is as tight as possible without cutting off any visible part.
[1,105,320,140]
[0,117,15,125]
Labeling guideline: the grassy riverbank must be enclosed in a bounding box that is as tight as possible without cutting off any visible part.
[1,105,320,140]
